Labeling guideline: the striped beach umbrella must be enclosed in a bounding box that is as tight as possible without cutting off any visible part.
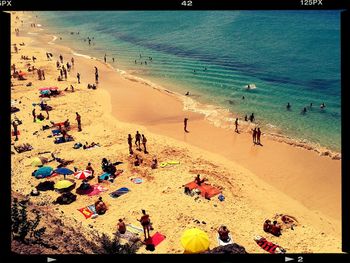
[74,170,92,180]
[181,228,210,253]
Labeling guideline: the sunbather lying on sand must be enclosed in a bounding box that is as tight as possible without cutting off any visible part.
[83,141,100,149]
[14,143,33,153]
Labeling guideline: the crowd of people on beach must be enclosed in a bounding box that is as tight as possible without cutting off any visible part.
[10,17,312,253]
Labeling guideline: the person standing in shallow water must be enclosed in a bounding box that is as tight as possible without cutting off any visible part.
[184,118,189,132]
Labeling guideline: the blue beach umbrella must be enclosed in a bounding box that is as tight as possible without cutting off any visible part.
[54,167,74,175]
[34,166,53,178]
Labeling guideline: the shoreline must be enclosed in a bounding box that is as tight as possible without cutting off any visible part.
[10,12,342,253]
[28,18,342,221]
[42,23,341,158]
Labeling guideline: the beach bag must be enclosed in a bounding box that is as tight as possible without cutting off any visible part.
[218,194,225,202]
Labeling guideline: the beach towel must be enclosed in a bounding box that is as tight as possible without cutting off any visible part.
[255,236,286,254]
[217,234,233,246]
[109,187,130,198]
[159,160,180,168]
[126,224,143,234]
[52,129,61,136]
[132,178,143,184]
[185,181,221,198]
[87,204,97,215]
[144,232,166,247]
[99,172,111,181]
[77,206,94,219]
[12,130,20,136]
[87,184,108,196]
[54,136,74,144]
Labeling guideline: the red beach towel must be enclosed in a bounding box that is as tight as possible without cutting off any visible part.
[77,206,93,219]
[255,237,284,254]
[185,182,221,198]
[87,184,108,196]
[145,232,166,247]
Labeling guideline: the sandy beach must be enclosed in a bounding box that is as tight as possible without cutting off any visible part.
[10,12,342,254]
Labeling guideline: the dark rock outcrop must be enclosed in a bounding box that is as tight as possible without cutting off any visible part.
[204,243,248,254]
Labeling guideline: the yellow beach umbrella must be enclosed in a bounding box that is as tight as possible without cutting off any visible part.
[31,157,48,167]
[181,228,210,253]
[54,180,74,190]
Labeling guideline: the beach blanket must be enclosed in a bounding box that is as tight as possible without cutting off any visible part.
[109,187,130,198]
[255,236,286,254]
[159,160,180,168]
[99,172,111,181]
[217,234,233,246]
[185,181,221,198]
[87,184,108,196]
[77,205,94,219]
[132,178,143,184]
[144,232,166,247]
[52,129,61,136]
[54,136,74,144]
[126,224,143,234]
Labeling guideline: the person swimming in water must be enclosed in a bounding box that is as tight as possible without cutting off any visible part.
[320,102,326,109]
[286,102,291,110]
[301,107,307,114]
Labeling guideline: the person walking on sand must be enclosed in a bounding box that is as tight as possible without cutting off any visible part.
[12,121,19,141]
[137,209,151,240]
[252,127,257,144]
[42,70,45,80]
[71,57,74,67]
[45,109,49,120]
[235,118,239,133]
[32,108,36,122]
[104,54,107,63]
[135,131,141,150]
[77,72,81,84]
[95,72,99,84]
[142,134,148,154]
[76,112,82,131]
[257,128,262,145]
[59,54,63,64]
[184,118,189,133]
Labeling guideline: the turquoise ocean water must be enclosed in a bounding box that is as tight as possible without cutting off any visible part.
[37,11,341,152]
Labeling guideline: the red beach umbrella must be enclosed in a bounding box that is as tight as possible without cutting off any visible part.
[18,71,27,76]
[74,170,92,180]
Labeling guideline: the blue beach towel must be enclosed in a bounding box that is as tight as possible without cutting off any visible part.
[109,187,130,198]
[99,172,111,181]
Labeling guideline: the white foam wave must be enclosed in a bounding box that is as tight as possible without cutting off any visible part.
[27,32,38,35]
[48,35,57,45]
[72,52,93,59]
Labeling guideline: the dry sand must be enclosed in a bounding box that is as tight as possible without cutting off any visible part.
[10,12,342,254]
